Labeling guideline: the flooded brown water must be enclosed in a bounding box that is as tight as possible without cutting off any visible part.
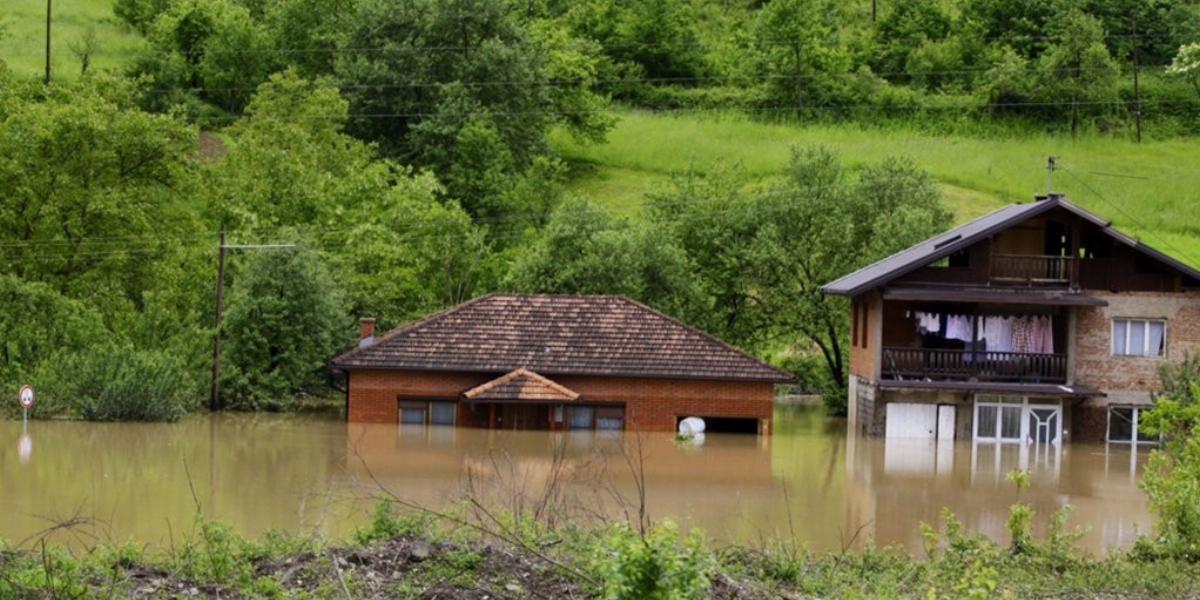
[0,406,1152,555]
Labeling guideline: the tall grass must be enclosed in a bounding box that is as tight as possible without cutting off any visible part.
[0,0,145,80]
[552,110,1200,266]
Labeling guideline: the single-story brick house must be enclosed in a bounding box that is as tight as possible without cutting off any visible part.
[330,294,793,433]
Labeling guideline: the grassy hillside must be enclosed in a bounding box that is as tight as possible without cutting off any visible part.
[552,110,1200,267]
[0,0,144,79]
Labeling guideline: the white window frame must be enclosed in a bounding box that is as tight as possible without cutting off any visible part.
[1111,318,1167,357]
[1105,406,1158,445]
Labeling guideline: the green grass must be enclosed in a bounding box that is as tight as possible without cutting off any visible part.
[552,110,1200,266]
[0,0,145,80]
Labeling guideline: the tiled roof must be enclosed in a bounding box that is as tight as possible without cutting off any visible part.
[463,368,580,402]
[331,294,793,383]
[821,195,1200,297]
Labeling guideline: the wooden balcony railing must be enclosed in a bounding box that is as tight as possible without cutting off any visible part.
[882,347,1068,384]
[990,254,1076,285]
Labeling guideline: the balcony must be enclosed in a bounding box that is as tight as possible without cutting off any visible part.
[882,347,1067,384]
[990,254,1076,286]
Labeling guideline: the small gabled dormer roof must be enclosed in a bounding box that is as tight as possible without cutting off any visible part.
[821,195,1200,297]
[463,368,580,403]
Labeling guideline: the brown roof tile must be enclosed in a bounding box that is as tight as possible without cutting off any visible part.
[331,294,793,383]
[463,368,580,402]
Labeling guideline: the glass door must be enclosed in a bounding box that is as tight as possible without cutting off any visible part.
[1028,406,1061,445]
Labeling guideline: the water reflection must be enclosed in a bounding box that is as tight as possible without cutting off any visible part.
[846,432,1153,553]
[0,407,1152,555]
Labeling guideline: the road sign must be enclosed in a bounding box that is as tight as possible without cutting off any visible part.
[19,385,33,409]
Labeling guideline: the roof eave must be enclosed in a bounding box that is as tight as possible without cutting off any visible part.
[334,362,795,384]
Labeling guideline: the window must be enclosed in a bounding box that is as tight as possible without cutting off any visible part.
[430,402,456,426]
[1112,318,1166,357]
[568,406,594,430]
[399,404,427,425]
[399,400,456,426]
[596,407,625,431]
[1107,407,1157,444]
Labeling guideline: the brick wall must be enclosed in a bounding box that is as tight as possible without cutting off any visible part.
[346,369,775,433]
[1073,290,1200,405]
[849,291,881,379]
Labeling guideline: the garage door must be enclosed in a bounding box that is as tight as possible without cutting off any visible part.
[885,403,938,439]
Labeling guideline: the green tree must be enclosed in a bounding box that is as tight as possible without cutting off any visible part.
[564,0,707,80]
[334,0,609,211]
[134,0,277,114]
[329,171,490,328]
[1037,9,1120,135]
[650,147,949,412]
[1167,43,1200,102]
[872,0,952,79]
[958,0,1060,59]
[263,0,356,77]
[113,0,174,33]
[0,275,105,394]
[504,197,702,319]
[752,0,849,114]
[1138,355,1200,560]
[0,76,198,312]
[205,70,380,230]
[220,245,349,410]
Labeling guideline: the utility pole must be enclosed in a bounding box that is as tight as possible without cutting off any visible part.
[44,0,52,84]
[871,0,877,22]
[1132,16,1143,144]
[209,233,297,411]
[1046,156,1057,195]
[210,230,227,412]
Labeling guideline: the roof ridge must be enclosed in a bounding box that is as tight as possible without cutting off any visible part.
[330,293,499,365]
[613,296,795,381]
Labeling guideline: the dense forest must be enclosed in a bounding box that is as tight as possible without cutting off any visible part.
[2,0,1199,419]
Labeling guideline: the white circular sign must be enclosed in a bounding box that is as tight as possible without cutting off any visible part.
[19,385,34,409]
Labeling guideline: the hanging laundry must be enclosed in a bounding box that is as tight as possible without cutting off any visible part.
[1011,317,1033,353]
[916,311,940,334]
[946,314,974,342]
[982,316,1014,352]
[1031,316,1054,354]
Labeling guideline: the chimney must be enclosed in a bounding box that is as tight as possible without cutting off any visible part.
[358,317,377,348]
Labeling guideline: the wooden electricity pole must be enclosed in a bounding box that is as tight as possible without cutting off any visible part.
[209,233,296,411]
[1132,16,1143,144]
[44,0,52,84]
[210,230,227,411]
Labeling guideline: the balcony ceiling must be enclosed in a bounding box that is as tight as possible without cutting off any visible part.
[882,285,1108,306]
[879,380,1103,398]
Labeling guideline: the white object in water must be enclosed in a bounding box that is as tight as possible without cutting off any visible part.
[678,417,706,436]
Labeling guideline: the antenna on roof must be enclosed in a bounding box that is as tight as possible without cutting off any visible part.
[1045,156,1057,196]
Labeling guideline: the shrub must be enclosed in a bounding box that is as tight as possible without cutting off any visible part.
[590,521,715,600]
[1136,355,1200,560]
[35,344,197,422]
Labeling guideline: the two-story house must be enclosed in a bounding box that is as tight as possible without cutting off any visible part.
[822,194,1200,445]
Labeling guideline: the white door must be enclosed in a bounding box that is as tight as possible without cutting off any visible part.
[937,405,956,441]
[885,403,938,439]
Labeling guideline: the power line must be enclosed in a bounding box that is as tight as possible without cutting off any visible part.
[4,28,1187,58]
[126,64,1173,96]
[1058,166,1200,266]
